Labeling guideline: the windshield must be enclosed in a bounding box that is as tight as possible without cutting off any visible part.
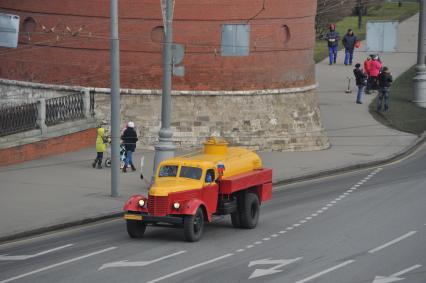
[159,165,178,177]
[179,166,202,180]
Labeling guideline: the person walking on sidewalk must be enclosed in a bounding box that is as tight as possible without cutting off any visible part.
[377,66,393,112]
[369,55,382,92]
[92,123,109,169]
[353,63,367,104]
[121,121,138,172]
[342,29,357,66]
[324,24,340,65]
[364,56,372,94]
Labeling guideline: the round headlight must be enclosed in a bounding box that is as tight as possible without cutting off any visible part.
[173,202,180,209]
[138,199,145,207]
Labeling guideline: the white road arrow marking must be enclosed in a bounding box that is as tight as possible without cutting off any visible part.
[0,244,73,261]
[372,265,422,283]
[248,257,302,279]
[98,250,186,271]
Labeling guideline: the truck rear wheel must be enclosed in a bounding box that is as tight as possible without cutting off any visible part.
[183,207,204,242]
[240,193,260,229]
[126,220,147,238]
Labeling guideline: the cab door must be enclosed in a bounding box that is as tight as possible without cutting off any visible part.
[201,168,218,214]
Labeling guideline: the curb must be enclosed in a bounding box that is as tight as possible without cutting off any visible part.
[1,132,425,244]
[272,131,426,187]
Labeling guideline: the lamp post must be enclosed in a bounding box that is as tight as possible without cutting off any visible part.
[153,0,175,177]
[413,0,426,108]
[110,0,120,196]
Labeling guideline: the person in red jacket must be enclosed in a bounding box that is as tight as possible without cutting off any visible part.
[368,55,382,92]
[364,56,372,94]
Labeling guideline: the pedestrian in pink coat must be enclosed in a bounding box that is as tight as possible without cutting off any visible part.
[368,56,382,91]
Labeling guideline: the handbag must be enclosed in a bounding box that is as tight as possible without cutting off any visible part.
[355,40,361,48]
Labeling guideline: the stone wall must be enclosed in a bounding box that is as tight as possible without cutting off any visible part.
[1,78,329,152]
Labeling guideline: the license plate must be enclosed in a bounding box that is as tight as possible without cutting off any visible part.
[124,214,143,221]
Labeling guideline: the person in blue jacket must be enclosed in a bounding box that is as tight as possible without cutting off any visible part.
[342,29,357,65]
[324,24,340,65]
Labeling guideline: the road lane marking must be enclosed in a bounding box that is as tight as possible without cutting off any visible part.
[287,227,294,231]
[372,264,422,283]
[271,234,278,238]
[0,244,74,261]
[0,247,116,283]
[98,250,186,270]
[246,245,254,249]
[293,223,301,227]
[248,257,302,279]
[263,237,271,241]
[146,253,234,283]
[254,241,262,245]
[236,249,245,253]
[305,217,312,220]
[368,231,417,254]
[295,260,355,283]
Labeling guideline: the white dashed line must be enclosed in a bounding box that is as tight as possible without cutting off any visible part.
[254,241,262,245]
[279,231,287,234]
[287,227,294,231]
[147,254,234,283]
[293,223,301,227]
[305,217,312,220]
[246,245,254,249]
[311,213,318,217]
[271,234,278,238]
[263,237,271,240]
[300,220,307,224]
[369,231,417,254]
[236,249,245,253]
[295,260,355,283]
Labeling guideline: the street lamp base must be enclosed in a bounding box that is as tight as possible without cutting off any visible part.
[413,64,426,109]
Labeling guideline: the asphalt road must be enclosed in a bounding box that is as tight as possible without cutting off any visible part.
[1,145,425,283]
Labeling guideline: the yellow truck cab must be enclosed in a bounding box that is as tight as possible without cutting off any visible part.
[123,138,272,242]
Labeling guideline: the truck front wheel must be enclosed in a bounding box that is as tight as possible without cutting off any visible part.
[240,193,260,229]
[126,220,147,238]
[183,207,204,242]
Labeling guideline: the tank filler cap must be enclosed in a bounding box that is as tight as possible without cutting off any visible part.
[203,137,228,155]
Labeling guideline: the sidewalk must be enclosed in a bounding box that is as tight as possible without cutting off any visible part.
[0,14,422,242]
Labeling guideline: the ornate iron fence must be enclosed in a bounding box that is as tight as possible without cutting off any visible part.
[0,102,38,137]
[45,93,85,126]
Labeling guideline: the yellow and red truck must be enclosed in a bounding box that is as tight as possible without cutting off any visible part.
[123,138,272,242]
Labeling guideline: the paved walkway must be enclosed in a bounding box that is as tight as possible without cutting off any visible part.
[0,14,421,241]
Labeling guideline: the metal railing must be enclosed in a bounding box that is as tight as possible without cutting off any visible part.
[45,93,85,126]
[0,102,38,137]
[1,90,95,137]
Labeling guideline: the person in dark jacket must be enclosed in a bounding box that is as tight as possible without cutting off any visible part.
[377,67,393,112]
[342,29,357,66]
[324,24,340,65]
[353,63,367,104]
[121,121,138,172]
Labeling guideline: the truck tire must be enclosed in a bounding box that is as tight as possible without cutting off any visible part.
[183,207,204,242]
[240,193,260,229]
[126,220,147,238]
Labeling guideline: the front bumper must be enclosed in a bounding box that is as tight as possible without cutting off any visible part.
[124,213,183,225]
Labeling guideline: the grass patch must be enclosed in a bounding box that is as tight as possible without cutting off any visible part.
[314,2,419,63]
[369,65,426,135]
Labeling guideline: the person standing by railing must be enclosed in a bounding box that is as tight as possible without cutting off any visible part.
[121,121,138,173]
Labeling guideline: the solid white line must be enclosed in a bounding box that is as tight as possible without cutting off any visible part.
[0,247,116,283]
[146,253,234,283]
[295,260,355,283]
[392,264,422,277]
[368,231,417,254]
[0,244,74,261]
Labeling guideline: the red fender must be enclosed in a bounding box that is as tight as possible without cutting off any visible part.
[123,194,148,213]
[180,199,212,222]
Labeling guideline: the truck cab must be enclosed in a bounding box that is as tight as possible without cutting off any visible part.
[124,138,272,242]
